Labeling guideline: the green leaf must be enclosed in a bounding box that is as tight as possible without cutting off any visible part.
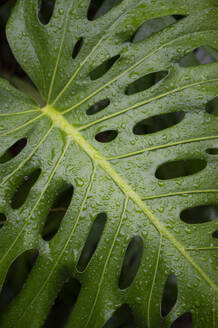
[0,0,218,327]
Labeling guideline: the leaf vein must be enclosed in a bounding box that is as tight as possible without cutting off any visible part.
[63,30,218,115]
[0,123,54,186]
[42,105,218,294]
[16,162,97,323]
[84,197,129,327]
[107,135,218,161]
[0,113,45,138]
[147,234,162,328]
[0,137,71,266]
[78,79,218,131]
[142,190,218,201]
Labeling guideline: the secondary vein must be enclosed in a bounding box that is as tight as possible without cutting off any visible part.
[42,104,218,293]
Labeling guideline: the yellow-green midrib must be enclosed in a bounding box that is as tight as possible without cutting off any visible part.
[41,105,218,293]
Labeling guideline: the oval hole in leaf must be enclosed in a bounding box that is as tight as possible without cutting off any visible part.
[171,313,192,328]
[11,168,41,209]
[87,99,110,115]
[133,111,185,135]
[0,213,6,229]
[87,0,123,21]
[181,205,218,224]
[87,0,105,20]
[38,0,56,25]
[206,96,218,116]
[212,230,218,239]
[42,184,74,241]
[72,38,83,59]
[43,277,81,328]
[90,55,120,80]
[155,159,207,180]
[131,16,175,43]
[0,138,27,164]
[172,15,187,20]
[206,148,218,155]
[77,213,107,272]
[0,249,38,313]
[180,46,215,67]
[95,130,118,143]
[103,304,138,328]
[125,71,168,95]
[161,274,178,317]
[119,236,143,290]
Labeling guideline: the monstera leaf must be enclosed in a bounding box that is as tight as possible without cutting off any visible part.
[0,0,218,327]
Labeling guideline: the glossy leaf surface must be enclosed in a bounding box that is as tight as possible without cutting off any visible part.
[0,0,218,327]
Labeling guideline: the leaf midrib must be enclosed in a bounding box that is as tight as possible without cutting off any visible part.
[42,104,218,293]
